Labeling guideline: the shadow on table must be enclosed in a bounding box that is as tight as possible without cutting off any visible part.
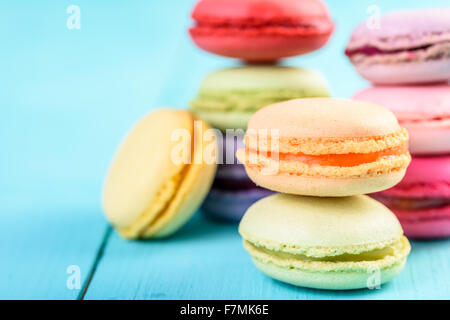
[150,210,238,243]
[409,238,450,254]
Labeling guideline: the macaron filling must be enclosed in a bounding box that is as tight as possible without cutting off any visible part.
[250,144,408,167]
[190,18,334,37]
[238,130,410,178]
[345,41,450,65]
[243,237,410,272]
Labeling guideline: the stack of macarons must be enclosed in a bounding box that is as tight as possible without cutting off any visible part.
[347,8,450,239]
[237,98,412,290]
[188,0,335,221]
[100,0,336,237]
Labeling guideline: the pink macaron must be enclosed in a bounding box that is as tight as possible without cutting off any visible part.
[372,156,450,239]
[345,8,450,85]
[353,85,450,155]
[189,0,334,62]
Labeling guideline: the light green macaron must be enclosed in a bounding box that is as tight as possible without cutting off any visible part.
[190,66,330,131]
[239,193,411,290]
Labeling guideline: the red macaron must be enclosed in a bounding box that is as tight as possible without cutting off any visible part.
[189,0,334,62]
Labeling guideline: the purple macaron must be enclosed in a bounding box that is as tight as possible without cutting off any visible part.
[345,8,450,84]
[201,133,273,222]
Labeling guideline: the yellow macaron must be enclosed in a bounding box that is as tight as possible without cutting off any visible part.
[239,193,411,290]
[102,109,217,239]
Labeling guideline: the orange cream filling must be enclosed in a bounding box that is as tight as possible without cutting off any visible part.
[249,144,408,167]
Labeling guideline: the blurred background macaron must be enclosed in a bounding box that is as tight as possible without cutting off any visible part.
[191,66,330,222]
[239,193,411,290]
[345,8,450,85]
[102,109,217,239]
[372,156,450,239]
[200,133,274,222]
[353,85,450,155]
[189,0,334,62]
[190,65,330,131]
[237,98,411,197]
[354,85,450,238]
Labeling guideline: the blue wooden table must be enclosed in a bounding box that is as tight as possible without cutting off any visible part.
[1,0,449,299]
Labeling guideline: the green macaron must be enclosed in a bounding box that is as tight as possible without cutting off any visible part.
[239,193,411,290]
[190,66,330,131]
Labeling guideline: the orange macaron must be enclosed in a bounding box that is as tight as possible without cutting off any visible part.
[236,98,411,196]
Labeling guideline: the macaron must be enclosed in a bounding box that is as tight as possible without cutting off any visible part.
[345,8,450,84]
[372,155,450,239]
[189,0,334,62]
[102,109,217,239]
[239,193,411,290]
[236,98,411,197]
[201,134,273,222]
[353,85,450,155]
[190,66,330,131]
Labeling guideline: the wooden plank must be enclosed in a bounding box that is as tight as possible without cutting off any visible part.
[0,0,200,299]
[85,213,450,299]
[0,191,108,299]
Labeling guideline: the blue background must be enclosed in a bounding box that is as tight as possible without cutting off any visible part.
[1,0,449,299]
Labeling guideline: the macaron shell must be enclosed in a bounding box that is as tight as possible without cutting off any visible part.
[346,8,450,52]
[378,156,450,198]
[141,115,217,237]
[190,33,332,62]
[247,98,401,139]
[353,85,450,120]
[103,109,193,228]
[395,211,450,239]
[243,165,407,197]
[353,59,450,85]
[239,194,404,253]
[371,194,450,239]
[252,256,407,290]
[192,0,332,24]
[193,109,253,131]
[353,85,450,154]
[195,66,330,93]
[406,126,450,155]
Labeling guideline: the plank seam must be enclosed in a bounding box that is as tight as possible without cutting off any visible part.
[78,225,112,300]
